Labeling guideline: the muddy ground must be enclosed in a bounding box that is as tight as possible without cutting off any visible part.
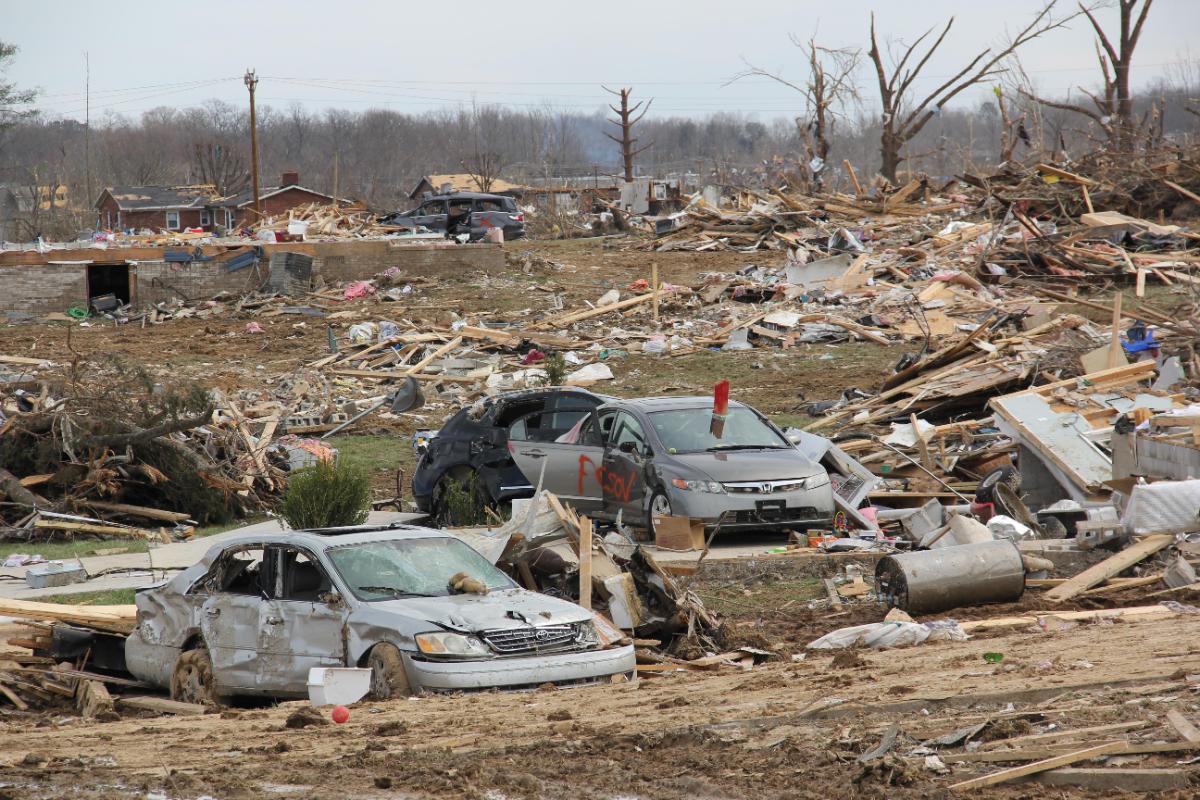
[2,240,1198,798]
[2,580,1198,799]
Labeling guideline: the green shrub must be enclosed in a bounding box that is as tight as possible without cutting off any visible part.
[280,458,371,530]
[542,351,567,386]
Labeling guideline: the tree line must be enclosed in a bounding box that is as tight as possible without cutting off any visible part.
[1,0,1197,239]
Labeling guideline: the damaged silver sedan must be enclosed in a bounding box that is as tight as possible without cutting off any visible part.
[124,525,635,704]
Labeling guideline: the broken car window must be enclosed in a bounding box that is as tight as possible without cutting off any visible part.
[326,537,515,602]
[215,547,268,596]
[649,407,790,454]
[474,199,507,212]
[277,548,332,602]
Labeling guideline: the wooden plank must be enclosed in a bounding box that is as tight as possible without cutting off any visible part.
[404,336,463,376]
[578,517,593,610]
[948,741,1125,791]
[115,695,208,716]
[537,291,663,329]
[1166,709,1200,744]
[980,720,1147,750]
[943,741,1199,764]
[82,501,190,523]
[1035,767,1190,792]
[0,354,54,366]
[0,598,137,633]
[1044,535,1174,603]
[0,681,29,710]
[960,604,1176,633]
[33,519,163,541]
[1107,292,1123,369]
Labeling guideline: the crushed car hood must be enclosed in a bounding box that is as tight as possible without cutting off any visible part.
[366,587,591,632]
[668,449,825,482]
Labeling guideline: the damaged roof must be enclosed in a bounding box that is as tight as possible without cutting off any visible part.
[411,174,527,198]
[96,185,218,211]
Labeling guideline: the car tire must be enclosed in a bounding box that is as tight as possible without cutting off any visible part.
[170,645,225,706]
[367,643,412,700]
[975,466,1021,504]
[645,490,673,540]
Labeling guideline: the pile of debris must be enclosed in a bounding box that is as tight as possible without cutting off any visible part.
[0,599,203,717]
[252,202,410,240]
[0,364,291,535]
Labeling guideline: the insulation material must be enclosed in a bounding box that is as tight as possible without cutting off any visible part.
[1120,479,1200,535]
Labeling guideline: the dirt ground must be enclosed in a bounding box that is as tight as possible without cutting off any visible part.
[3,240,1198,798]
[2,585,1198,799]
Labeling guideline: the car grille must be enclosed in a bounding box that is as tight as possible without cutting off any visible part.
[722,479,809,494]
[479,624,582,656]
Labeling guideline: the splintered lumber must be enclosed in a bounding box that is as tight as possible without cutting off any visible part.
[404,336,463,376]
[1034,768,1191,792]
[1044,534,1175,603]
[0,599,137,634]
[536,290,663,329]
[959,604,1177,633]
[1166,709,1200,744]
[33,519,164,541]
[116,695,208,716]
[76,679,114,718]
[0,681,29,710]
[948,741,1126,791]
[82,501,190,523]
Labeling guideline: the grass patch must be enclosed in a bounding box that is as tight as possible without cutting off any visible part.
[697,577,825,617]
[38,588,137,606]
[327,434,410,477]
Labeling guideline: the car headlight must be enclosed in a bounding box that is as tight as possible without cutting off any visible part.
[671,478,725,493]
[574,620,599,648]
[415,631,491,658]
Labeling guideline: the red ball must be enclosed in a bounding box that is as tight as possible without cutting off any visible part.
[331,705,350,724]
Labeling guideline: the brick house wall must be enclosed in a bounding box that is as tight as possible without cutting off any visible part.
[234,187,334,227]
[96,197,215,232]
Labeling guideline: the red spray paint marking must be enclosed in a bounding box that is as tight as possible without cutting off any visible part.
[578,453,635,503]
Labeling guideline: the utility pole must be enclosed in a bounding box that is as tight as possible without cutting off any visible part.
[84,52,91,215]
[244,69,262,218]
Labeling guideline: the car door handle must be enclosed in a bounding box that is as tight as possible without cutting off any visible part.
[265,616,283,625]
[205,608,220,617]
[523,449,547,459]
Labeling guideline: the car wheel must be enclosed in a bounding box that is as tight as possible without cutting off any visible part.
[170,645,224,706]
[645,490,672,540]
[367,643,412,700]
[975,466,1021,504]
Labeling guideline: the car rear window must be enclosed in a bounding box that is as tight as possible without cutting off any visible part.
[475,198,512,212]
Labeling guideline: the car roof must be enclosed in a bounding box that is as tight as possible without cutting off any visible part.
[214,524,455,553]
[425,192,512,201]
[606,396,750,411]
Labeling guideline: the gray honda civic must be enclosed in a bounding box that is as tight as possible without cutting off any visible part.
[508,396,834,535]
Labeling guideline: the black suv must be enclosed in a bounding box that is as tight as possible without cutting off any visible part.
[382,192,526,241]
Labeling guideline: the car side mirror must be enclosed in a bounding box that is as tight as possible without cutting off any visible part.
[319,590,342,607]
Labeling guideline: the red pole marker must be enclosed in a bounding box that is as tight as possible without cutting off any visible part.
[710,379,730,438]
[331,705,350,724]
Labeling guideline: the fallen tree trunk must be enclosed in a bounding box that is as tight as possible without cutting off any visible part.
[0,467,42,509]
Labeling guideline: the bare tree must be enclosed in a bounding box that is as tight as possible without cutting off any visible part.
[730,37,861,175]
[994,86,1031,163]
[190,142,249,196]
[462,150,504,192]
[603,87,653,181]
[866,2,1074,182]
[1021,0,1154,150]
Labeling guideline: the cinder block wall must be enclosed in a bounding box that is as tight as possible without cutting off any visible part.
[0,242,505,315]
[134,260,263,305]
[0,265,87,314]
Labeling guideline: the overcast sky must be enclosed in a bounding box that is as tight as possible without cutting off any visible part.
[7,0,1198,123]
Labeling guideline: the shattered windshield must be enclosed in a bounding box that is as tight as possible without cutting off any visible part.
[326,537,514,602]
[649,407,790,454]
